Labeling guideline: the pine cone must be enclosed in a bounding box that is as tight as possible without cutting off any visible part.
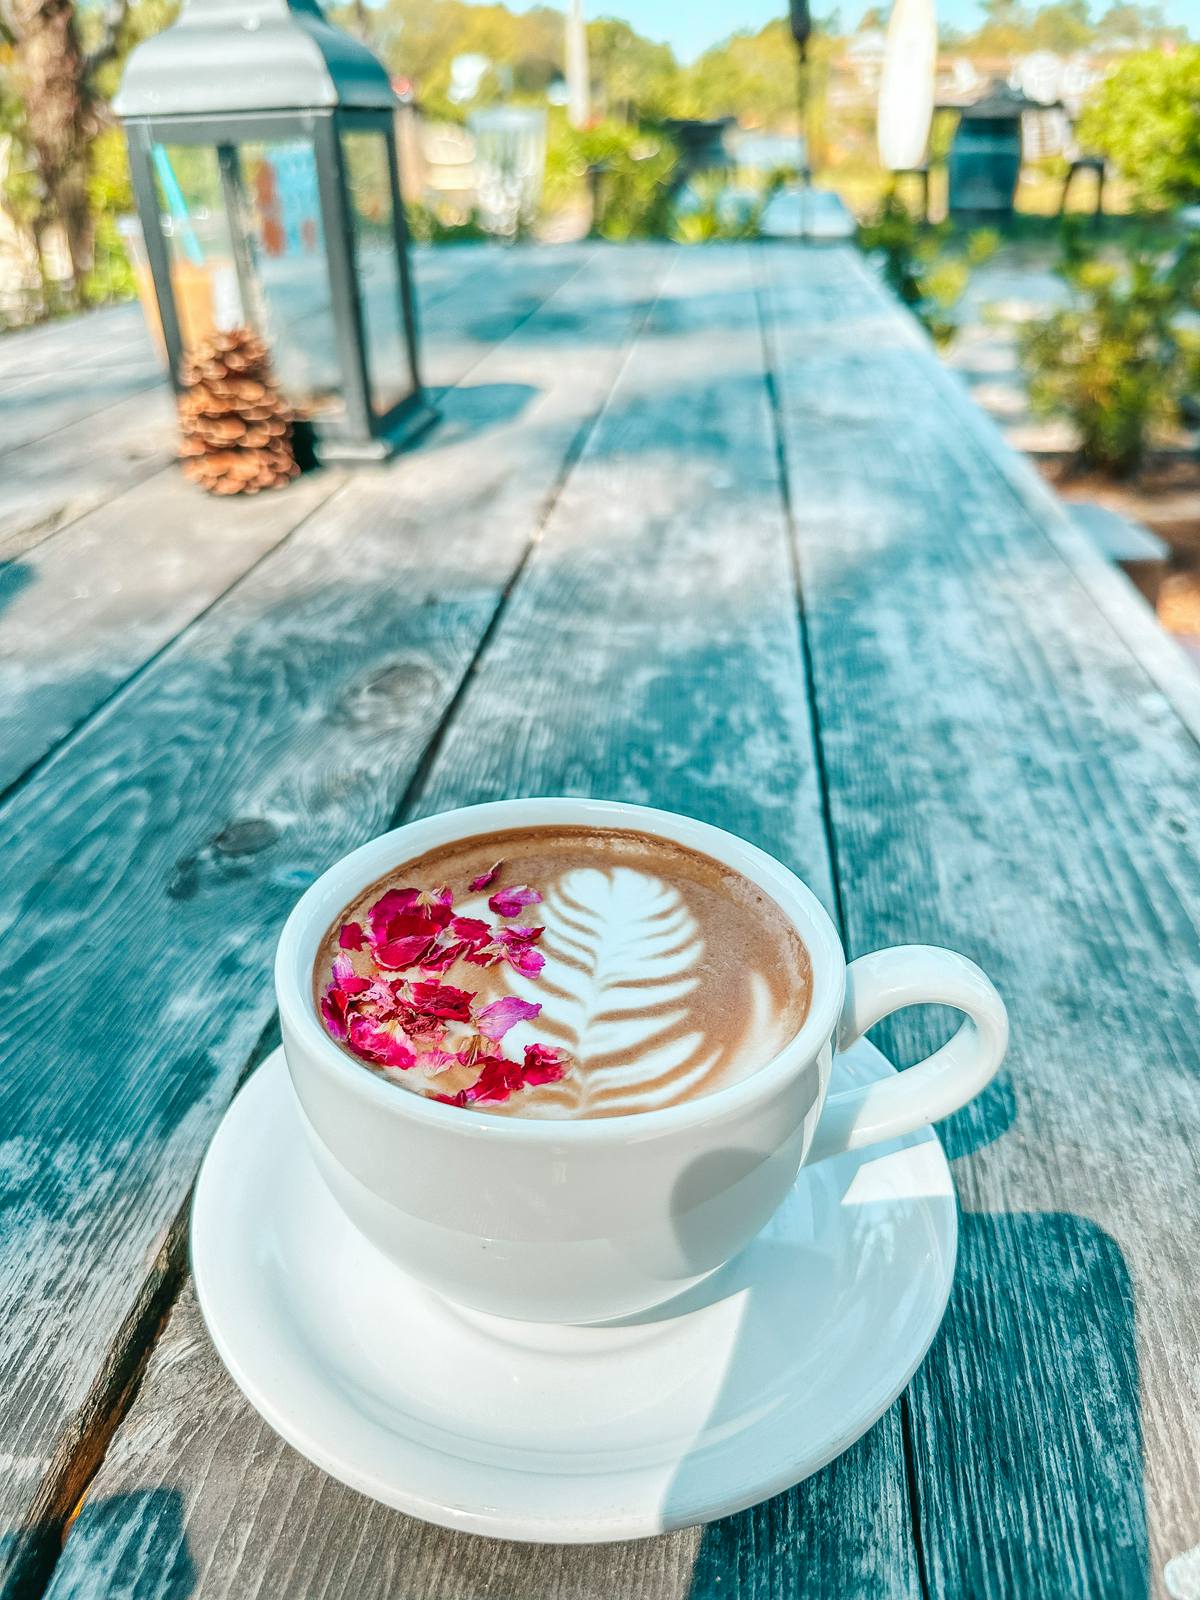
[176,326,300,496]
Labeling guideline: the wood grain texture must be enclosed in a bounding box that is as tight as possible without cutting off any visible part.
[0,388,178,561]
[0,469,343,796]
[762,243,1200,1600]
[0,359,165,457]
[0,246,578,562]
[42,244,922,1600]
[0,243,670,1600]
[0,304,150,383]
[0,246,586,800]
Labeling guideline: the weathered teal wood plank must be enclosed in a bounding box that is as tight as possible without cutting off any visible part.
[0,248,586,799]
[0,244,670,1600]
[43,244,920,1600]
[762,242,1200,1600]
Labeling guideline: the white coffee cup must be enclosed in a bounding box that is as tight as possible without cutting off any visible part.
[276,798,1007,1324]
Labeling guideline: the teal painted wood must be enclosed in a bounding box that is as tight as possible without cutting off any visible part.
[762,243,1200,1599]
[0,244,573,559]
[40,244,921,1600]
[0,247,587,799]
[0,244,671,1600]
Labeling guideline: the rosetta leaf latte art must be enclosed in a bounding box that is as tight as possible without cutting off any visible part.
[506,866,734,1115]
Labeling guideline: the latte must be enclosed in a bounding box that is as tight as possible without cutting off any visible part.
[314,825,811,1118]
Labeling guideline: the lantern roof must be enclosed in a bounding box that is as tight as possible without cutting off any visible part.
[114,0,396,119]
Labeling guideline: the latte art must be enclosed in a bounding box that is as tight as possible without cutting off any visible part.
[315,826,810,1118]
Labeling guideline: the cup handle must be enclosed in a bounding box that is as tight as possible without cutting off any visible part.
[806,945,1008,1166]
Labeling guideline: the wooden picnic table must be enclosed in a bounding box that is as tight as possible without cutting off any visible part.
[1,241,1198,1600]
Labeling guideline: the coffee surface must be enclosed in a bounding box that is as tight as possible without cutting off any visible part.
[315,826,811,1118]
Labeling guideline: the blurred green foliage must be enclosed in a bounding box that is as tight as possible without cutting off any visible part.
[1018,223,1200,474]
[543,118,679,241]
[81,129,137,304]
[404,199,491,243]
[858,194,998,345]
[1076,46,1200,211]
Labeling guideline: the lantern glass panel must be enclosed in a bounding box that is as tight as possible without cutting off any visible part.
[237,139,344,420]
[342,129,409,417]
[150,144,244,352]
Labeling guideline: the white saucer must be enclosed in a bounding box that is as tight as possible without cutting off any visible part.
[191,1040,957,1543]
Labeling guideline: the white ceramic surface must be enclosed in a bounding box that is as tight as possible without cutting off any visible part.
[191,1040,958,1542]
[276,799,1006,1324]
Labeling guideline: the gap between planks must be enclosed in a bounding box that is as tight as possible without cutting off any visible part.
[0,243,678,1600]
[40,244,919,1600]
[0,246,598,809]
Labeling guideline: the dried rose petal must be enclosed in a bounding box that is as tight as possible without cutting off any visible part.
[469,862,503,891]
[488,884,543,918]
[503,942,545,978]
[449,915,493,947]
[374,933,436,970]
[414,1047,457,1075]
[409,979,475,1021]
[320,992,350,1041]
[455,1033,494,1069]
[418,939,470,973]
[331,954,370,996]
[463,1055,526,1104]
[348,1014,416,1070]
[463,944,503,968]
[489,922,546,976]
[338,922,364,951]
[368,888,421,942]
[417,886,455,927]
[522,1042,571,1086]
[365,976,403,1014]
[476,995,542,1041]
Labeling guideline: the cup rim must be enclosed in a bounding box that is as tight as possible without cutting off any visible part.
[275,799,846,1142]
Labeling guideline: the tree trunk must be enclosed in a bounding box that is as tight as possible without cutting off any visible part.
[8,0,96,297]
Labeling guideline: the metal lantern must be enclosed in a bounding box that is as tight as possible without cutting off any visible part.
[114,0,432,460]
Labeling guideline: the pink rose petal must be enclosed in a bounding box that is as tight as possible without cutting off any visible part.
[414,1048,457,1075]
[365,976,403,1013]
[449,915,493,947]
[367,888,421,944]
[476,995,542,1041]
[488,884,543,918]
[374,933,436,970]
[469,862,503,891]
[409,979,475,1021]
[522,1042,571,1086]
[462,1054,525,1104]
[418,939,469,973]
[320,992,349,1040]
[505,943,545,978]
[463,944,503,968]
[418,886,456,928]
[338,921,364,950]
[331,954,370,995]
[348,1015,416,1070]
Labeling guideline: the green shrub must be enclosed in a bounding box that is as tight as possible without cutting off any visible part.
[543,117,679,240]
[81,129,137,307]
[669,172,763,243]
[1017,226,1200,476]
[857,195,996,345]
[1076,46,1200,212]
[404,200,491,245]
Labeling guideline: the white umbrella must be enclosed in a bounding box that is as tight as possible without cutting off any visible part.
[877,0,938,172]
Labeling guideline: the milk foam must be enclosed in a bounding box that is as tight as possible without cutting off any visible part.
[492,865,780,1117]
[317,826,811,1120]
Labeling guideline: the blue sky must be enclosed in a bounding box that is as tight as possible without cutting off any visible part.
[517,0,1198,59]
